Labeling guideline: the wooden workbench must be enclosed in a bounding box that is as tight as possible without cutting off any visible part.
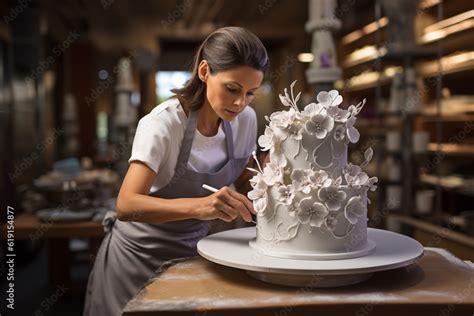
[123,248,474,316]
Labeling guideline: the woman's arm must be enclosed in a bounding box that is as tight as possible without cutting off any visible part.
[116,162,255,224]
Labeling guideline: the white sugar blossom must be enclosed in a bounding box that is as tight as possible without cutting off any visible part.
[310,170,332,187]
[343,164,378,190]
[262,162,284,186]
[327,106,350,123]
[325,213,339,231]
[302,102,326,116]
[258,126,276,151]
[333,176,343,187]
[317,90,343,108]
[247,176,268,214]
[333,125,346,141]
[269,109,296,129]
[344,195,366,224]
[305,114,335,139]
[287,122,304,141]
[297,197,329,228]
[277,184,296,205]
[346,117,360,143]
[291,169,314,194]
[249,171,264,188]
[318,186,347,211]
[343,163,369,187]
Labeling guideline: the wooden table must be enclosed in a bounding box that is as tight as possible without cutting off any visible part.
[123,248,474,316]
[1,213,105,287]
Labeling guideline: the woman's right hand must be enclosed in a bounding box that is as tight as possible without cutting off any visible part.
[196,186,256,222]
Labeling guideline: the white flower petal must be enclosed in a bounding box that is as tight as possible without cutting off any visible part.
[347,126,360,143]
[326,199,341,211]
[315,129,328,139]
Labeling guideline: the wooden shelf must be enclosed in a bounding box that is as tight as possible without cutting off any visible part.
[419,114,474,122]
[419,10,474,44]
[420,174,474,196]
[417,51,474,77]
[388,214,474,248]
[427,143,474,156]
[340,1,443,47]
[341,10,473,70]
[343,51,474,91]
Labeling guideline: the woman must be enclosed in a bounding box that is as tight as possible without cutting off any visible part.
[84,26,269,315]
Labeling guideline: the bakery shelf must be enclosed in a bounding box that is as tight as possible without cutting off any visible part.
[343,68,397,92]
[388,213,474,248]
[340,0,442,47]
[419,10,474,44]
[427,143,474,156]
[420,174,474,196]
[417,51,474,77]
[343,51,473,91]
[340,17,388,46]
[342,45,386,69]
[419,114,474,122]
[341,10,473,70]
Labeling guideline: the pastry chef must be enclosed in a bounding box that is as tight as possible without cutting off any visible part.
[84,26,268,316]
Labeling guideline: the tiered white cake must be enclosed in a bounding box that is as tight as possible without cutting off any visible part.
[248,81,378,260]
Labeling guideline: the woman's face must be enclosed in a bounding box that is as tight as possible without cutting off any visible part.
[199,61,264,121]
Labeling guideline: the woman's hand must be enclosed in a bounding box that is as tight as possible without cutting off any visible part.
[196,186,256,222]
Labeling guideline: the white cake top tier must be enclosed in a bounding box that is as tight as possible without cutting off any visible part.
[248,81,378,218]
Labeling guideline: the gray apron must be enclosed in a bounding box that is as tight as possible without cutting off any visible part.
[84,109,249,316]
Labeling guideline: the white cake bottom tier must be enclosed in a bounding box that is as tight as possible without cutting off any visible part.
[251,186,376,260]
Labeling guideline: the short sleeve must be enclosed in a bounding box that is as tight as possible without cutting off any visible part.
[128,114,171,174]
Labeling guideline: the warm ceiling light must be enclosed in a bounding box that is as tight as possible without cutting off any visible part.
[297,53,314,63]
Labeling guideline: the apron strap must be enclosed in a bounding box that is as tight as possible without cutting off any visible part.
[175,109,199,169]
[222,121,235,160]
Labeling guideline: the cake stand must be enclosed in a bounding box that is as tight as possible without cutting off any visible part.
[197,227,424,287]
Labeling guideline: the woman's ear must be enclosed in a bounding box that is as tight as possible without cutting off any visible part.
[198,60,209,82]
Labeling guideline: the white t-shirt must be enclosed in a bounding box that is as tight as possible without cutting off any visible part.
[129,98,257,192]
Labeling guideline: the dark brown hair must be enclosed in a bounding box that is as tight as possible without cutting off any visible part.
[172,26,269,111]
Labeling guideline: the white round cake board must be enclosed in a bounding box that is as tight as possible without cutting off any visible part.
[197,227,424,287]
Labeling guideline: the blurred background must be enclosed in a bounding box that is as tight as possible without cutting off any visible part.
[0,0,473,315]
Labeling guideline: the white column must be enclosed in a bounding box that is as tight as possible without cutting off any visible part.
[305,0,342,89]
